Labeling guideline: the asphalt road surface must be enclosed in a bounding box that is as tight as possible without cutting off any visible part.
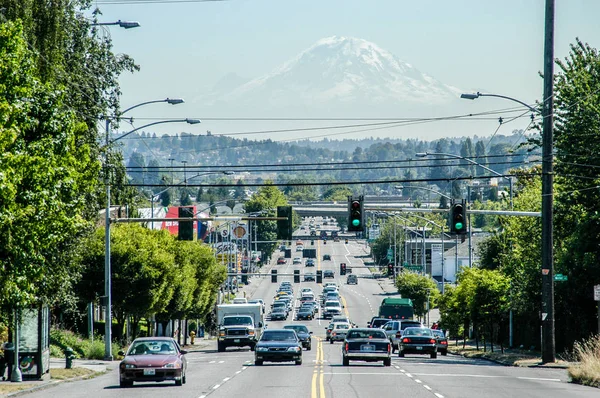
[24,218,600,398]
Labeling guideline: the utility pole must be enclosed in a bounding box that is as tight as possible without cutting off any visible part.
[541,0,555,364]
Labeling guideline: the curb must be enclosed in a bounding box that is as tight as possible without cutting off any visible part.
[448,349,571,369]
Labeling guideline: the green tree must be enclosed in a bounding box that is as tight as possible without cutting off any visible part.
[77,225,178,340]
[244,182,290,260]
[394,272,440,321]
[0,21,100,308]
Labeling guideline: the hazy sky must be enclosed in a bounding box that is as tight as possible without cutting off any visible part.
[93,0,600,141]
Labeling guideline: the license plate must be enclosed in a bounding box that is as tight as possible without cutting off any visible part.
[143,369,155,376]
[234,339,240,343]
[361,345,375,351]
[416,346,423,350]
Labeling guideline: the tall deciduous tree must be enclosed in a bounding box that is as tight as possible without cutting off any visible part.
[0,21,99,308]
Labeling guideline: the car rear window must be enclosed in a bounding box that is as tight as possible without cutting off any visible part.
[347,330,386,339]
[403,328,433,337]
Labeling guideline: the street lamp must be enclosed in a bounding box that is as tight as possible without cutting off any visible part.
[415,152,513,209]
[150,171,235,230]
[93,20,141,29]
[460,81,555,362]
[103,111,195,361]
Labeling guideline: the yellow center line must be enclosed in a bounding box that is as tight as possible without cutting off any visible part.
[311,337,326,398]
[341,295,350,318]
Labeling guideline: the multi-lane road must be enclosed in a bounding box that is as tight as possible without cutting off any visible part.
[25,217,598,398]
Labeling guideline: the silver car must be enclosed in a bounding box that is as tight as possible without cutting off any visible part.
[382,320,423,352]
[329,322,350,344]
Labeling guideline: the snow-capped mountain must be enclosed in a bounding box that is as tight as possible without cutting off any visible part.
[203,36,463,114]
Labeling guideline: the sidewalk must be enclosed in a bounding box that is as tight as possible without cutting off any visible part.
[0,358,114,397]
[448,340,572,369]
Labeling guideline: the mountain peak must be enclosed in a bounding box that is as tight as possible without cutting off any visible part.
[205,36,462,114]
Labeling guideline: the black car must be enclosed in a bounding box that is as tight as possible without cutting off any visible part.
[323,254,331,261]
[255,329,303,365]
[296,307,314,321]
[323,270,335,278]
[270,307,288,321]
[347,274,358,285]
[398,327,437,359]
[367,317,391,329]
[305,259,315,267]
[284,324,312,350]
[342,328,391,366]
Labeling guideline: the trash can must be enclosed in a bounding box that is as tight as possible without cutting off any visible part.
[3,343,14,380]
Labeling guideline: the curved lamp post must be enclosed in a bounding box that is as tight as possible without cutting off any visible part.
[150,171,234,230]
[415,152,513,209]
[104,113,195,360]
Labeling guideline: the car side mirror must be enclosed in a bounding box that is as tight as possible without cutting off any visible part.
[180,350,188,355]
[118,350,125,357]
[309,331,313,334]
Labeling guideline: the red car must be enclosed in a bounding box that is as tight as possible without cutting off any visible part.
[277,257,286,264]
[119,337,188,387]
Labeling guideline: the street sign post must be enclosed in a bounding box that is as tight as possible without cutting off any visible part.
[554,274,568,282]
[595,285,600,335]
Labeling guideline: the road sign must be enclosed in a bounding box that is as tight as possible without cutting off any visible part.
[594,285,600,301]
[386,248,393,261]
[554,274,568,282]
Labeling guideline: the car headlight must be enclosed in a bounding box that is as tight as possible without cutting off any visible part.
[257,347,269,352]
[163,362,181,369]
[122,363,136,369]
[287,346,301,352]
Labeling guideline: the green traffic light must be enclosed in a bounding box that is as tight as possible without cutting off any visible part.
[455,222,463,230]
[352,219,361,227]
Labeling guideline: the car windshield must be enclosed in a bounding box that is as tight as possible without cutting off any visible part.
[325,302,340,308]
[223,316,252,326]
[261,331,298,341]
[432,330,445,338]
[284,325,309,334]
[403,328,433,337]
[347,330,387,339]
[128,340,177,355]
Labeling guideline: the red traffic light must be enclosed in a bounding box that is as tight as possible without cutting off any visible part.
[351,201,360,209]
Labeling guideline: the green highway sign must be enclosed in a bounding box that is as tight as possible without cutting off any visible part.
[554,274,568,282]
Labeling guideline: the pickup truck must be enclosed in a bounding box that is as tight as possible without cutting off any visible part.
[217,304,264,352]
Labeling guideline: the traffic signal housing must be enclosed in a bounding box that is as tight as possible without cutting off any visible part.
[316,270,323,284]
[347,196,364,232]
[277,206,293,241]
[449,201,467,234]
[294,270,300,283]
[387,263,394,276]
[178,206,194,241]
[340,263,347,276]
[271,269,278,283]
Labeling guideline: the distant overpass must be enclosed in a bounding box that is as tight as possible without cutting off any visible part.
[291,200,439,217]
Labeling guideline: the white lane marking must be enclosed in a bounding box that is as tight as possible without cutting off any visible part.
[199,396,206,398]
[405,373,413,378]
[235,370,242,374]
[219,360,225,364]
[242,366,248,370]
[213,384,221,390]
[209,360,216,363]
[434,394,444,398]
[517,376,562,382]
[413,373,562,382]
[223,377,230,382]
[415,379,422,384]
[423,385,432,390]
